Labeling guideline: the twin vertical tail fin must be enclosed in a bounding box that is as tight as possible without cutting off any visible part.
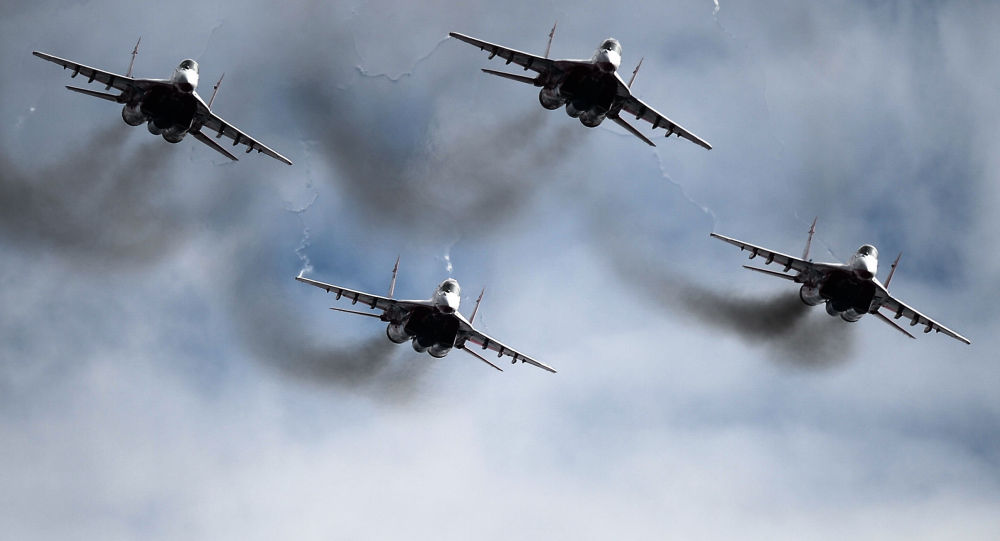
[388,256,400,298]
[126,37,140,78]
[544,21,557,58]
[884,252,902,288]
[469,288,485,324]
[628,57,643,89]
[207,73,224,108]
[802,217,817,260]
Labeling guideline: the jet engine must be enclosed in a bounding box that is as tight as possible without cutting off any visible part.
[427,344,451,359]
[121,104,145,126]
[161,126,187,143]
[565,101,584,118]
[840,309,864,323]
[579,109,605,128]
[146,120,163,135]
[538,88,564,110]
[386,323,408,344]
[411,336,429,353]
[799,285,824,306]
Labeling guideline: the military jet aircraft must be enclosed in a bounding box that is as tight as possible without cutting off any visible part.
[449,24,711,149]
[711,219,970,344]
[295,260,556,373]
[33,40,292,164]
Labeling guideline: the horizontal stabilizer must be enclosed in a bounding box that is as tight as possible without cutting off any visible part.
[65,85,120,102]
[459,345,503,372]
[481,68,536,85]
[191,130,238,161]
[875,311,916,339]
[611,115,655,146]
[329,306,382,319]
[742,265,796,281]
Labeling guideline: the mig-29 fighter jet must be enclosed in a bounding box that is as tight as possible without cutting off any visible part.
[295,259,556,373]
[711,219,970,344]
[33,39,292,164]
[449,24,711,149]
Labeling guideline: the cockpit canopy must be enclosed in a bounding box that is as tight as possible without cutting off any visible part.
[858,244,878,258]
[178,59,199,73]
[440,279,460,295]
[600,38,621,54]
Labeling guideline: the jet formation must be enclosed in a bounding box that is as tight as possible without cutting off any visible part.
[29,30,969,379]
[33,39,292,164]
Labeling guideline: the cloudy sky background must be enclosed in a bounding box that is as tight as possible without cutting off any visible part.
[1,0,998,538]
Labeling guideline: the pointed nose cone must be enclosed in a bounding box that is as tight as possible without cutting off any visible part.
[175,70,198,93]
[856,256,878,280]
[440,293,460,314]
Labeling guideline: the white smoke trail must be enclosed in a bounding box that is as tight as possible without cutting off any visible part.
[713,0,720,16]
[653,149,718,229]
[288,142,319,278]
[439,238,459,275]
[353,36,450,83]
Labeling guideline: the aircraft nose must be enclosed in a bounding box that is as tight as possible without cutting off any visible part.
[856,257,877,279]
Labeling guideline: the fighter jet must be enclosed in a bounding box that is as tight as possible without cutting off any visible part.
[710,219,970,344]
[33,39,292,164]
[295,260,556,373]
[449,24,711,149]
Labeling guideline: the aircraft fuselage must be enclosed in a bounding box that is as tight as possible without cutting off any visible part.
[385,278,464,358]
[538,38,624,128]
[121,59,201,143]
[798,245,880,322]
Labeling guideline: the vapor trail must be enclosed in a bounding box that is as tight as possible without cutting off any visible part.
[354,36,451,83]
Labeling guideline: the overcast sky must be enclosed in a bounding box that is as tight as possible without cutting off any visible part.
[1,1,998,539]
